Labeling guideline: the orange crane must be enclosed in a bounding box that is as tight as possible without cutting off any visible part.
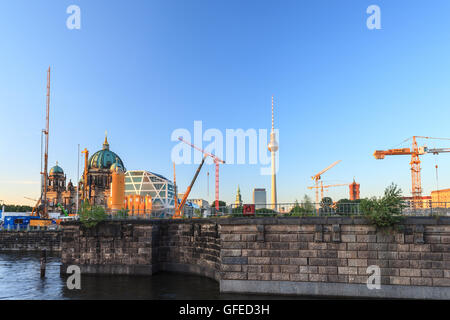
[173,155,207,219]
[81,148,89,203]
[178,137,225,211]
[374,136,450,206]
[311,160,342,206]
[307,183,349,201]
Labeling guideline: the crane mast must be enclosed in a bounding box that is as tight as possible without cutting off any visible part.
[308,183,349,201]
[311,160,341,209]
[41,67,51,219]
[173,156,207,219]
[178,137,225,211]
[374,136,450,207]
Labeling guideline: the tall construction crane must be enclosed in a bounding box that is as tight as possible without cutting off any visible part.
[178,137,225,211]
[374,136,450,206]
[32,67,51,219]
[81,148,89,202]
[173,155,207,219]
[311,160,342,206]
[307,183,349,201]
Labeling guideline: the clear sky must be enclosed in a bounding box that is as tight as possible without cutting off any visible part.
[1,0,450,206]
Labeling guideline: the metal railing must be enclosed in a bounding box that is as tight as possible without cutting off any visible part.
[69,201,450,221]
[400,202,450,216]
[218,203,361,217]
[0,224,61,232]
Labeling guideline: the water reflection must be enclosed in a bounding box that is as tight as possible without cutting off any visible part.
[0,252,314,300]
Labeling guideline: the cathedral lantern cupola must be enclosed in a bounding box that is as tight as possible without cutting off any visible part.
[48,161,66,192]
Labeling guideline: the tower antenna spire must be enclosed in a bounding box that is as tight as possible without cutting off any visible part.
[268,95,278,210]
[42,66,51,218]
[271,95,274,132]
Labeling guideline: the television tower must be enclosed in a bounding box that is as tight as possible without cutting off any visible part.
[267,95,278,210]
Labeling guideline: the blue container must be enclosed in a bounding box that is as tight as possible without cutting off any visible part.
[3,216,32,230]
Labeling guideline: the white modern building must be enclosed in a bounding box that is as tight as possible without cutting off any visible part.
[124,170,175,208]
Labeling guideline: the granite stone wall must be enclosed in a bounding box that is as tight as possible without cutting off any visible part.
[60,220,221,279]
[60,217,450,299]
[218,217,450,298]
[0,230,61,252]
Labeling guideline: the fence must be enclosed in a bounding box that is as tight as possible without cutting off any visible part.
[400,202,450,216]
[220,202,361,217]
[0,224,61,232]
[6,201,448,227]
[94,201,450,219]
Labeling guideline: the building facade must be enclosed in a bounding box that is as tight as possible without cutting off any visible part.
[83,136,125,207]
[349,179,360,201]
[46,162,78,213]
[124,170,175,208]
[46,135,126,214]
[431,188,450,206]
[253,188,267,209]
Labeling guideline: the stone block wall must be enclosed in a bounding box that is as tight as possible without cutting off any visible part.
[158,222,221,280]
[0,230,61,252]
[60,217,450,299]
[219,217,450,299]
[60,220,221,278]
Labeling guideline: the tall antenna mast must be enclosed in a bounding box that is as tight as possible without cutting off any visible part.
[173,162,178,210]
[271,95,274,132]
[42,67,50,218]
[207,171,209,197]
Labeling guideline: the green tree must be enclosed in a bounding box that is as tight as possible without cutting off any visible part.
[290,200,306,214]
[116,208,129,219]
[302,195,315,212]
[212,200,227,208]
[360,183,404,229]
[320,197,333,214]
[79,202,108,228]
[232,206,243,213]
[3,205,33,212]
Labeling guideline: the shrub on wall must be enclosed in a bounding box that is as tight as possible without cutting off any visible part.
[80,202,108,228]
[360,183,404,230]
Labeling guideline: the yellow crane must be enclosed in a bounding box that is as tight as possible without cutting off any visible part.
[173,155,207,219]
[307,183,349,202]
[311,160,341,207]
[374,136,450,207]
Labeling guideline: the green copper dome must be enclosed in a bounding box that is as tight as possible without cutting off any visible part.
[110,161,124,173]
[49,162,64,175]
[88,135,125,171]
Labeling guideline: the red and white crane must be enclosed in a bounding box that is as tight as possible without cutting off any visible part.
[178,137,225,211]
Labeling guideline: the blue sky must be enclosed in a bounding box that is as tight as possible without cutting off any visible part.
[1,0,450,205]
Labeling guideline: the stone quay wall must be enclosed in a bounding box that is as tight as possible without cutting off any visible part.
[0,230,61,252]
[60,217,450,299]
[60,220,221,279]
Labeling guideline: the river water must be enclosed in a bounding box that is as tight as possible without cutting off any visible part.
[0,252,315,300]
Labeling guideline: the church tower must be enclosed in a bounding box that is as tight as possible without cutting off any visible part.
[235,185,243,207]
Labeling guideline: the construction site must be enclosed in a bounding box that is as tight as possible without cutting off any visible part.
[2,67,450,231]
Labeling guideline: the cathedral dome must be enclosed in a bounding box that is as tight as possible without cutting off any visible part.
[88,134,125,171]
[49,162,64,176]
[110,158,124,173]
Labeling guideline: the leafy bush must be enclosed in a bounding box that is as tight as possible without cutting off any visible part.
[194,208,202,218]
[320,197,333,214]
[116,209,129,219]
[360,183,404,230]
[232,206,243,214]
[79,202,108,228]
